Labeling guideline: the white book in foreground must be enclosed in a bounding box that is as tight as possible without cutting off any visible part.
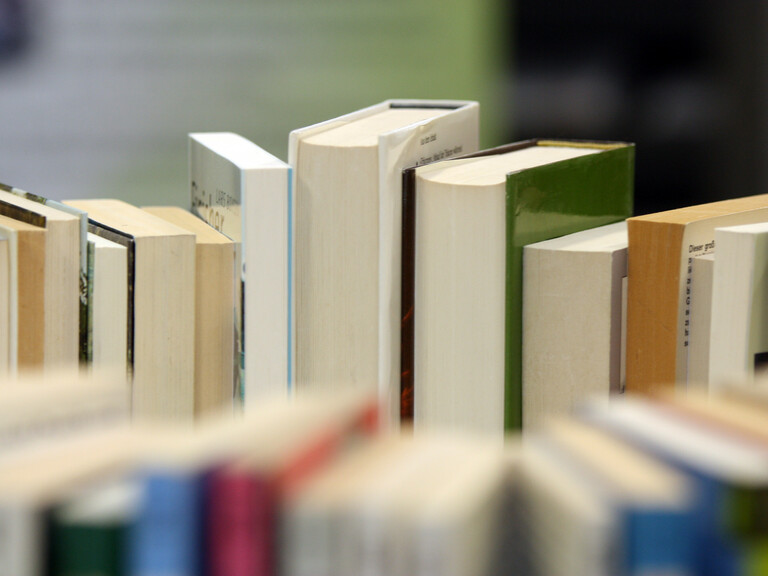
[190,132,291,407]
[522,221,627,429]
[289,100,479,422]
[709,221,768,387]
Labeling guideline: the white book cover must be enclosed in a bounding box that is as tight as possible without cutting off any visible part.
[710,221,768,387]
[688,253,715,388]
[288,99,479,423]
[189,133,292,406]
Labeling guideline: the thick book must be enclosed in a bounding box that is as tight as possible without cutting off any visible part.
[64,199,196,421]
[522,221,627,428]
[0,188,80,371]
[402,139,633,433]
[289,99,479,423]
[709,222,768,387]
[626,194,768,394]
[87,232,128,377]
[143,206,236,416]
[0,183,90,363]
[0,214,45,371]
[189,132,291,406]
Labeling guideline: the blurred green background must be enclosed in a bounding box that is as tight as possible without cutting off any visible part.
[0,0,508,207]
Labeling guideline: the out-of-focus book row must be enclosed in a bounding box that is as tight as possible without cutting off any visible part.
[4,372,768,576]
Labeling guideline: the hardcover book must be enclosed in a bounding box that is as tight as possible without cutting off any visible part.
[189,132,291,406]
[289,99,479,424]
[402,139,634,433]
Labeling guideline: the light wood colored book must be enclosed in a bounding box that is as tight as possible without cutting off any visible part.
[87,232,128,377]
[0,190,80,371]
[64,199,196,421]
[0,234,10,377]
[142,206,236,416]
[626,194,768,394]
[0,214,45,371]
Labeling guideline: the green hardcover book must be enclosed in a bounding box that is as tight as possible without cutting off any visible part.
[50,479,139,576]
[401,139,634,433]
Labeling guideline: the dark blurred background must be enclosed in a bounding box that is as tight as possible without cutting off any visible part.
[1,1,766,215]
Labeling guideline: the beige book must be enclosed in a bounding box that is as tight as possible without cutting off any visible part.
[0,191,80,371]
[688,253,715,388]
[0,235,9,377]
[289,100,479,423]
[64,199,196,421]
[142,206,236,416]
[523,221,627,429]
[0,215,45,371]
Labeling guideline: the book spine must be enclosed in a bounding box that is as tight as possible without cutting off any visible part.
[0,505,40,576]
[129,473,204,576]
[208,472,273,576]
[623,508,695,576]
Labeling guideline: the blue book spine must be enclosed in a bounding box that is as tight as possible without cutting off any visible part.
[129,471,209,576]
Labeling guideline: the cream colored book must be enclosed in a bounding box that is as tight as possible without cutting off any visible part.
[709,221,768,387]
[189,132,291,405]
[523,221,627,429]
[64,199,196,421]
[688,253,715,388]
[87,232,128,378]
[0,190,80,371]
[289,100,479,423]
[0,215,45,371]
[0,235,10,377]
[143,206,236,416]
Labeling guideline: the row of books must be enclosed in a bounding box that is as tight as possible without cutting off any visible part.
[4,371,768,576]
[3,97,767,434]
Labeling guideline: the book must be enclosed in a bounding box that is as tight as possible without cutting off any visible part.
[403,139,634,433]
[189,132,291,406]
[532,418,695,575]
[0,234,10,377]
[64,199,196,421]
[709,222,768,387]
[50,478,140,576]
[207,391,378,576]
[0,425,144,576]
[143,206,236,416]
[688,253,715,387]
[0,183,90,363]
[626,194,768,394]
[581,396,768,575]
[522,220,627,428]
[87,232,128,377]
[0,188,80,371]
[289,100,480,423]
[0,214,45,371]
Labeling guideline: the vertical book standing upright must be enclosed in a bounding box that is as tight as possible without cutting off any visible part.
[626,194,768,394]
[402,139,634,434]
[709,222,768,387]
[289,100,479,423]
[189,133,292,407]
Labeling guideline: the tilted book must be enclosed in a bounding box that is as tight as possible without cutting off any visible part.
[289,99,479,424]
[402,139,634,433]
